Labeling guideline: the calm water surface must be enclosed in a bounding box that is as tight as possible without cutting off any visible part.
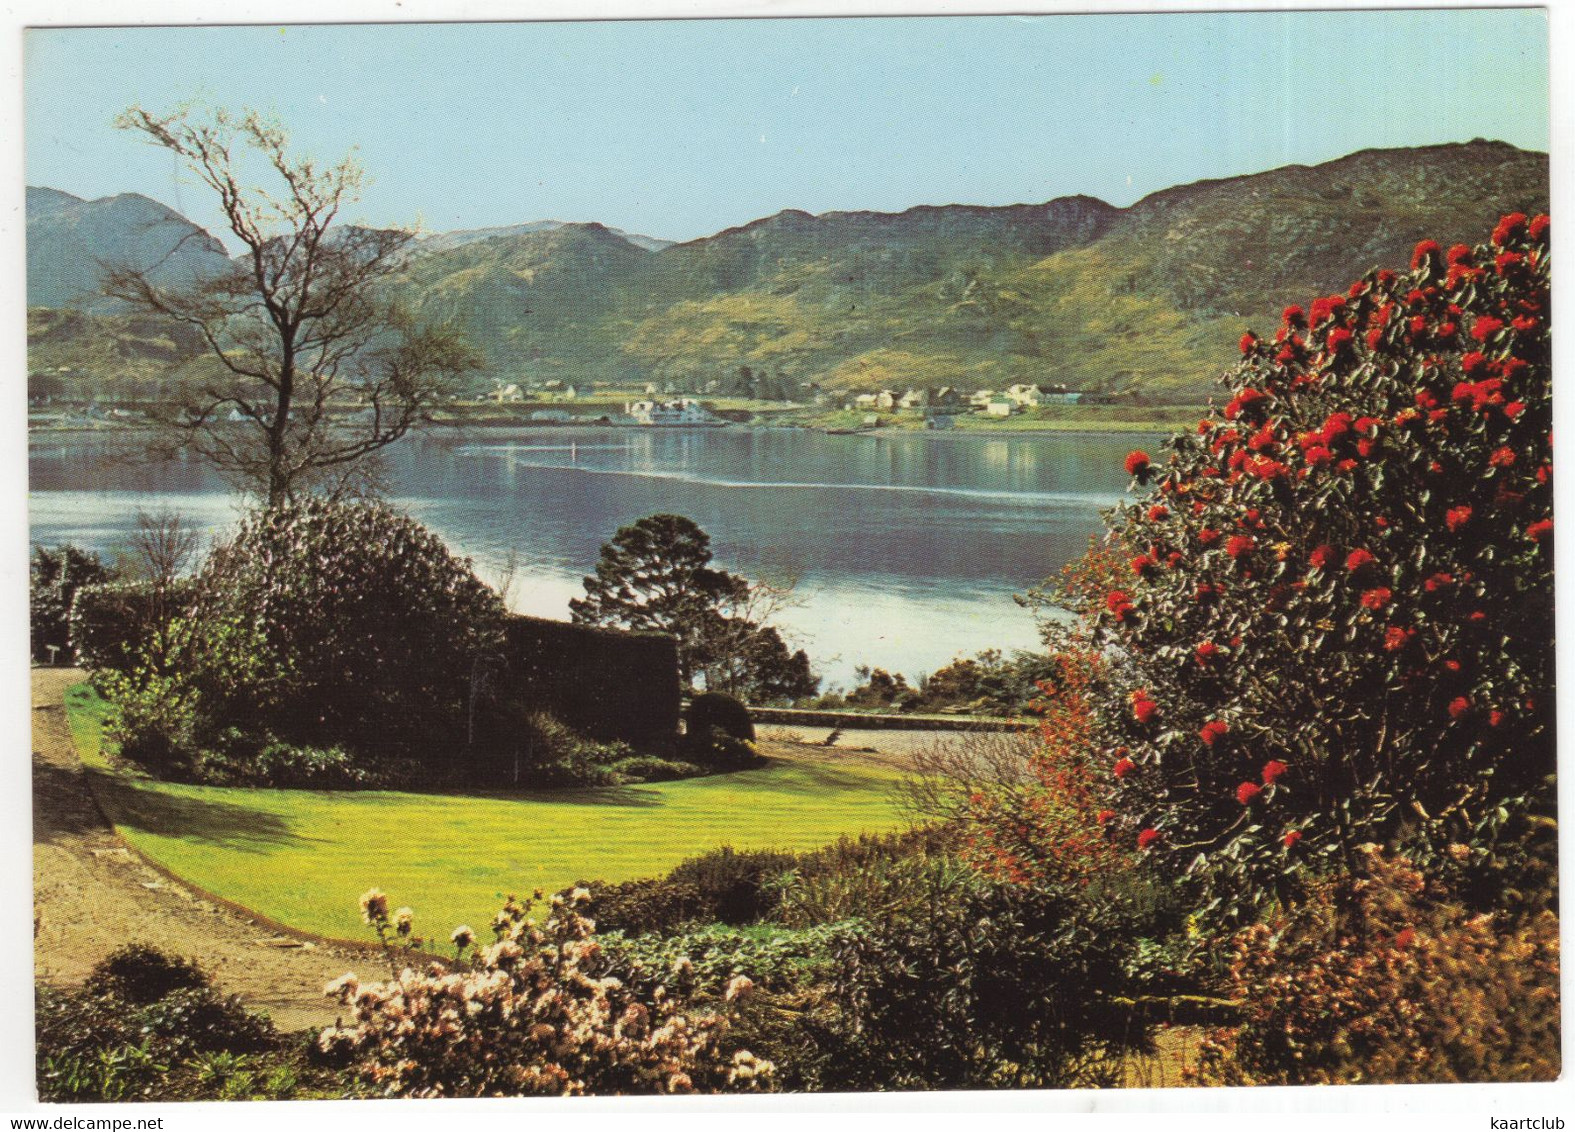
[29,427,1146,688]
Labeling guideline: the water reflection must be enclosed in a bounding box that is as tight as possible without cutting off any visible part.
[29,427,1147,686]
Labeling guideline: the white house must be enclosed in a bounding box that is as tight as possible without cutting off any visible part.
[970,389,998,409]
[985,396,1015,417]
[875,389,900,411]
[624,398,726,427]
[1006,383,1045,408]
[898,389,927,410]
[852,393,879,409]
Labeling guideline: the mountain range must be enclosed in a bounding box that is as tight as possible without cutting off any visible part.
[26,139,1549,402]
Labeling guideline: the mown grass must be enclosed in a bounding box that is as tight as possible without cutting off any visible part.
[63,684,909,943]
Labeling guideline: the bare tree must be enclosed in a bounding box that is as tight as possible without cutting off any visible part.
[103,105,479,504]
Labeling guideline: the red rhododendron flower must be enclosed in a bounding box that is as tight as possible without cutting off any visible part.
[1415,389,1439,410]
[1136,828,1161,850]
[1195,640,1220,666]
[1447,505,1473,532]
[1356,438,1376,458]
[1512,315,1538,333]
[1384,626,1413,651]
[1448,696,1472,720]
[1461,351,1488,375]
[1262,760,1288,785]
[1113,757,1135,779]
[1496,251,1525,273]
[1493,212,1528,246]
[1309,545,1336,570]
[1199,720,1230,746]
[1530,213,1551,241]
[1411,239,1441,269]
[1198,528,1220,546]
[1326,327,1353,353]
[1505,401,1526,421]
[1124,450,1151,477]
[1133,699,1158,724]
[1282,304,1305,327]
[1345,548,1376,573]
[1096,809,1115,825]
[1236,781,1262,805]
[1394,928,1416,950]
[1360,588,1392,611]
[1282,829,1303,849]
[1528,519,1554,542]
[1489,446,1517,468]
[1226,535,1255,559]
[1489,710,1507,728]
[1239,331,1258,354]
[1131,554,1157,576]
[1471,316,1505,342]
[1424,572,1455,592]
[1446,243,1473,266]
[1106,590,1133,613]
[1147,505,1168,522]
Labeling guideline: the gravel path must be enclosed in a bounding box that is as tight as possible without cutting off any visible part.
[31,668,361,1032]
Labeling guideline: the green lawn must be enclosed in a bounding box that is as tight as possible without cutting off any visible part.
[62,685,909,943]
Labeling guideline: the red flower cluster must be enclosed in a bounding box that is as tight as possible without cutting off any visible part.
[1262,760,1288,785]
[1195,640,1220,666]
[1309,544,1336,570]
[1112,756,1135,779]
[1226,534,1255,559]
[1448,696,1472,720]
[1199,720,1230,747]
[1106,590,1136,620]
[1493,212,1528,246]
[1384,626,1414,651]
[1136,828,1162,850]
[1131,690,1159,724]
[1236,781,1263,805]
[1345,548,1376,573]
[1489,446,1517,468]
[1360,588,1393,611]
[1147,505,1169,522]
[1124,450,1151,477]
[1446,505,1473,533]
[1528,519,1553,543]
[1282,829,1302,850]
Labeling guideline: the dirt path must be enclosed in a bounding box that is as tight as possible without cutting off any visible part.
[31,668,362,1032]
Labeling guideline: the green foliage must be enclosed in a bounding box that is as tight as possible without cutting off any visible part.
[105,498,506,782]
[69,580,191,676]
[37,947,287,1103]
[573,877,712,937]
[31,544,114,663]
[813,857,1158,1091]
[571,514,817,700]
[1088,213,1554,920]
[606,754,708,783]
[665,847,802,926]
[1192,848,1560,1085]
[596,921,856,998]
[686,690,754,740]
[83,943,210,1003]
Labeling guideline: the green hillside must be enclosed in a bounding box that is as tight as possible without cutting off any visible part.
[28,140,1548,403]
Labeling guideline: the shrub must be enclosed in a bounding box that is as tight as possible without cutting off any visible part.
[814,856,1157,1091]
[107,499,506,780]
[38,947,285,1103]
[686,691,755,742]
[573,877,712,937]
[194,741,376,789]
[69,579,195,677]
[31,544,114,663]
[680,725,763,770]
[666,846,801,925]
[1190,848,1560,1085]
[607,754,707,783]
[1082,214,1554,919]
[84,944,210,1004]
[321,890,774,1096]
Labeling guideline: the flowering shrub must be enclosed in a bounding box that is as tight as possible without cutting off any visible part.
[1190,848,1560,1085]
[1090,214,1553,916]
[320,890,773,1097]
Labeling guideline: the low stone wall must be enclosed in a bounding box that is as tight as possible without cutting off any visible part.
[747,706,1033,733]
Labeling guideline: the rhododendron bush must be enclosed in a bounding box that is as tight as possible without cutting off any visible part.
[320,889,772,1097]
[1093,214,1553,917]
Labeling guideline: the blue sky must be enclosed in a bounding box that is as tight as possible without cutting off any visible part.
[24,9,1550,246]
